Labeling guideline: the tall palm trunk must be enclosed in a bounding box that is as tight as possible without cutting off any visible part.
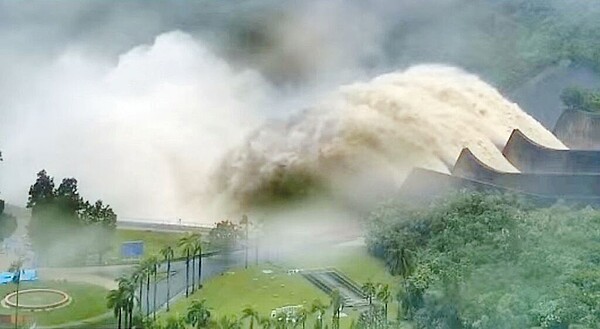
[244,223,249,269]
[123,305,128,329]
[139,279,143,312]
[166,258,171,311]
[255,239,259,266]
[191,255,196,294]
[153,266,157,320]
[146,271,150,317]
[384,302,388,323]
[197,252,202,290]
[185,250,190,297]
[129,301,133,329]
[124,300,132,329]
[118,308,122,329]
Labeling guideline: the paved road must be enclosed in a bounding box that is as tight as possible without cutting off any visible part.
[138,251,244,315]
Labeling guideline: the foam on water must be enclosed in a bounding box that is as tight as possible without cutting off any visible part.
[211,65,566,209]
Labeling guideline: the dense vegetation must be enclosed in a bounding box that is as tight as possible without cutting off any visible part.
[366,192,600,329]
[0,200,17,243]
[391,0,600,90]
[27,170,117,265]
[0,151,16,243]
[560,87,600,113]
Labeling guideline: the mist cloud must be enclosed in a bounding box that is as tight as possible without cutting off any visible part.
[0,0,579,222]
[0,31,271,220]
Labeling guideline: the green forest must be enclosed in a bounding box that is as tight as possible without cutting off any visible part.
[387,1,600,90]
[367,193,600,329]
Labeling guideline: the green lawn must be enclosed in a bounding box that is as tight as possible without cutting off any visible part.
[0,280,109,327]
[161,245,401,328]
[7,290,65,305]
[167,264,328,318]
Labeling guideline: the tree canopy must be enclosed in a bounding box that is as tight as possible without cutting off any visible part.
[27,170,117,265]
[208,220,241,251]
[560,86,600,113]
[367,192,600,328]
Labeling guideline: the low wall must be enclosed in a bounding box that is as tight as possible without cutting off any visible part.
[554,110,600,150]
[503,129,600,173]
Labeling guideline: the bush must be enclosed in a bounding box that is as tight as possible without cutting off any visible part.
[560,87,600,113]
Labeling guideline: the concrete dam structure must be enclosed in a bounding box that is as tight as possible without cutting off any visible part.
[554,110,600,150]
[400,128,600,206]
[503,129,600,174]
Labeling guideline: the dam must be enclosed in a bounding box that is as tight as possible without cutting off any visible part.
[400,110,600,206]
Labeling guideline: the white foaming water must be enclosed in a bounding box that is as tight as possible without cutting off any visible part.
[0,31,566,221]
[211,65,566,210]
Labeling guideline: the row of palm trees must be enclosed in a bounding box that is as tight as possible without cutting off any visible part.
[142,290,346,329]
[149,281,393,329]
[108,232,204,329]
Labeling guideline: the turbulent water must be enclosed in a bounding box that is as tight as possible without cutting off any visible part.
[211,65,566,210]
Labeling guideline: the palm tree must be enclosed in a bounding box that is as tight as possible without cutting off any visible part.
[108,276,135,329]
[160,245,175,311]
[188,233,201,295]
[386,247,414,279]
[117,276,136,329]
[131,269,143,314]
[361,281,376,305]
[254,220,262,266]
[242,306,260,329]
[140,256,157,318]
[296,307,308,329]
[185,299,211,328]
[240,214,250,269]
[178,233,196,297]
[193,236,203,290]
[330,289,343,329]
[311,299,328,329]
[140,265,148,315]
[147,255,160,320]
[107,287,125,329]
[9,259,23,329]
[137,257,151,317]
[376,284,391,323]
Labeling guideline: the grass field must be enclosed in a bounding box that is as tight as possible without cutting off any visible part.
[0,280,108,326]
[113,229,187,258]
[168,264,327,316]
[162,245,400,328]
[100,228,197,265]
[7,290,65,305]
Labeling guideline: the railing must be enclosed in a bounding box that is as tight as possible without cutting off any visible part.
[118,217,214,230]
